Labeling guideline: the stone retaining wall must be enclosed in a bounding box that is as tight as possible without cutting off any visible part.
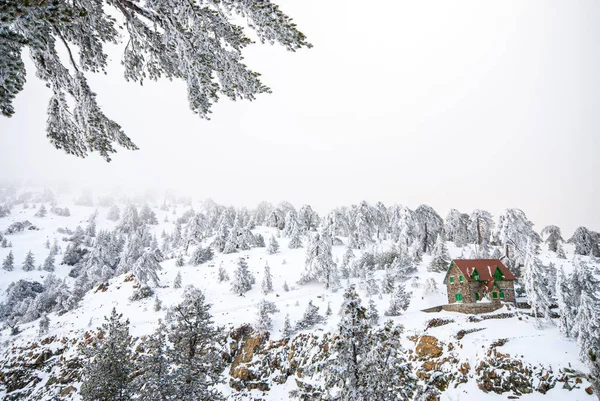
[422,303,504,315]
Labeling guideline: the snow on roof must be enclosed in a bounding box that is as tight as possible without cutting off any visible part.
[451,259,516,281]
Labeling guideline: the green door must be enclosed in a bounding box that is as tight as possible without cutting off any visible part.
[455,293,463,303]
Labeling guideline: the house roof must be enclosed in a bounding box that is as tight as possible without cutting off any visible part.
[451,259,516,281]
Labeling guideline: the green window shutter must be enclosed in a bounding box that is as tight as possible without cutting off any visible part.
[492,292,498,299]
[494,267,503,280]
[455,293,463,302]
[459,275,464,282]
[449,277,454,284]
[500,291,505,299]
[475,293,480,301]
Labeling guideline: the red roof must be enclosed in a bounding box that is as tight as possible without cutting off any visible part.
[451,259,516,281]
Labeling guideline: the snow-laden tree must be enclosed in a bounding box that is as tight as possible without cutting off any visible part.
[261,263,273,295]
[288,220,304,249]
[495,208,541,263]
[38,313,50,336]
[255,299,279,332]
[133,320,172,401]
[2,250,14,271]
[569,227,600,257]
[80,308,134,401]
[22,250,36,272]
[189,245,214,266]
[231,258,254,295]
[445,209,470,247]
[300,231,340,290]
[367,299,379,326]
[173,271,182,289]
[385,282,411,316]
[573,262,600,359]
[267,235,280,254]
[282,314,293,338]
[298,204,320,233]
[295,300,325,331]
[380,266,396,294]
[523,242,553,328]
[414,205,444,254]
[35,204,47,218]
[470,209,494,245]
[428,233,450,273]
[43,253,55,272]
[139,205,158,225]
[424,278,438,294]
[218,266,229,283]
[107,205,120,221]
[541,225,564,253]
[388,205,417,247]
[165,286,225,400]
[556,242,567,259]
[118,205,142,234]
[556,266,575,338]
[2,0,311,160]
[119,231,163,286]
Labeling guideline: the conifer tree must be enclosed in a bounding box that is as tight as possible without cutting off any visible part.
[283,281,290,292]
[38,313,50,336]
[381,266,396,294]
[368,299,379,326]
[175,254,185,267]
[173,271,182,289]
[556,242,567,259]
[385,283,411,316]
[189,245,214,266]
[523,242,553,328]
[428,233,450,272]
[301,232,340,290]
[295,300,325,331]
[255,299,279,332]
[153,296,162,312]
[218,266,230,283]
[45,239,51,249]
[574,262,600,359]
[541,225,564,253]
[288,221,304,249]
[261,263,274,295]
[326,302,333,317]
[556,266,574,338]
[35,204,47,218]
[80,308,134,401]
[2,250,14,271]
[22,250,36,272]
[364,271,380,297]
[282,314,293,338]
[267,235,280,254]
[107,205,120,221]
[134,321,172,401]
[165,287,225,400]
[140,205,158,225]
[42,253,55,272]
[231,258,254,295]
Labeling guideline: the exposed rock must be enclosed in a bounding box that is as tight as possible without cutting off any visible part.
[416,335,443,359]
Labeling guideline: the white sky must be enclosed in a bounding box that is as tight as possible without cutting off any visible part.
[1,0,599,235]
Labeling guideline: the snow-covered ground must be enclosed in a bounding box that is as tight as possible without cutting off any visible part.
[0,187,596,401]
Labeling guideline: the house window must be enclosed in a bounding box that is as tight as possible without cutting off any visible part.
[459,275,465,282]
[455,293,463,303]
[500,291,505,299]
[475,293,480,301]
[449,277,454,284]
[492,292,498,299]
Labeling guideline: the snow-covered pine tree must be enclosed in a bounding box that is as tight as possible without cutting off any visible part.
[428,233,450,272]
[445,209,470,247]
[556,266,575,338]
[35,204,47,218]
[385,282,411,316]
[368,299,379,325]
[267,235,280,254]
[364,271,380,297]
[261,263,274,295]
[288,219,304,249]
[44,238,50,249]
[573,262,600,359]
[38,313,50,336]
[218,266,230,283]
[133,320,172,401]
[231,258,254,296]
[301,232,340,290]
[175,254,185,267]
[282,314,293,338]
[165,287,225,400]
[255,299,279,332]
[295,300,325,331]
[541,225,564,253]
[424,278,438,294]
[189,245,214,266]
[2,250,14,271]
[283,281,290,292]
[80,308,134,401]
[153,296,162,312]
[118,205,142,234]
[495,208,541,264]
[414,205,444,254]
[556,242,567,259]
[470,209,494,245]
[569,227,600,257]
[140,205,158,225]
[523,242,553,328]
[43,253,55,272]
[173,271,182,289]
[381,266,396,294]
[22,250,35,272]
[107,205,120,222]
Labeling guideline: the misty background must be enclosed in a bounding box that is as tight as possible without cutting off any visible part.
[1,0,598,235]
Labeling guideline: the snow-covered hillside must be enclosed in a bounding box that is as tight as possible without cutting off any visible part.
[0,186,598,401]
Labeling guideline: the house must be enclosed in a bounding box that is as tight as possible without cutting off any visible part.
[444,259,516,305]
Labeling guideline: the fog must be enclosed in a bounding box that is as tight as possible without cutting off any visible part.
[1,0,599,235]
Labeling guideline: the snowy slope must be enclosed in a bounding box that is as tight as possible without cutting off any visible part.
[0,187,597,401]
